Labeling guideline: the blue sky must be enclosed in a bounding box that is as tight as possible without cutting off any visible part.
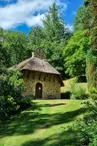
[0,0,83,34]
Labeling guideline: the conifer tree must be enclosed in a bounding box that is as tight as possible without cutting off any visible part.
[84,0,97,87]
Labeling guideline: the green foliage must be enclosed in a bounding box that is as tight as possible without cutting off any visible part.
[0,69,24,98]
[18,96,34,110]
[74,6,86,31]
[0,96,19,118]
[0,29,11,71]
[27,26,45,52]
[70,99,97,146]
[89,86,97,100]
[86,39,97,88]
[27,3,71,78]
[0,70,31,119]
[68,78,88,99]
[73,4,92,31]
[42,2,66,41]
[74,119,97,146]
[73,0,96,88]
[63,30,90,77]
[84,0,97,88]
[0,28,29,69]
[4,30,28,65]
[45,40,67,76]
[84,0,91,7]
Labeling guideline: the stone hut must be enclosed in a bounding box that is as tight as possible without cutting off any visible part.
[15,49,64,99]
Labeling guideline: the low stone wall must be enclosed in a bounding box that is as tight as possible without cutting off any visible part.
[23,71,61,99]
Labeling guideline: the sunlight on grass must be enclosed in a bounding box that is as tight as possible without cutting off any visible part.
[0,100,85,146]
[61,78,87,93]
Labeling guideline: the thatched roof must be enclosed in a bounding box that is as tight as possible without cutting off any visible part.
[11,57,64,86]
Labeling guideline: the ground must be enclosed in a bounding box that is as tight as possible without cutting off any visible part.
[0,100,86,146]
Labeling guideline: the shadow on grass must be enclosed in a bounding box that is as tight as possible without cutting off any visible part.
[39,103,66,107]
[0,102,86,139]
[21,130,77,146]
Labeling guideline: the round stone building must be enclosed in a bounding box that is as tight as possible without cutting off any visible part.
[15,49,64,99]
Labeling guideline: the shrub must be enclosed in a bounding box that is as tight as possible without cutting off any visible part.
[68,78,88,99]
[89,86,97,100]
[18,96,33,110]
[0,96,19,118]
[73,119,97,146]
[70,99,97,146]
[0,69,24,98]
[0,69,32,119]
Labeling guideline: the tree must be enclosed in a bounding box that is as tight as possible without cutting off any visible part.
[4,30,28,66]
[63,30,90,77]
[42,2,66,41]
[45,39,67,77]
[0,70,24,118]
[84,0,97,88]
[0,69,32,119]
[73,6,86,31]
[0,28,11,72]
[27,26,45,52]
[42,3,71,77]
[27,3,71,78]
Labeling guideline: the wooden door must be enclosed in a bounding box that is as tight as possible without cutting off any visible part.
[35,83,42,99]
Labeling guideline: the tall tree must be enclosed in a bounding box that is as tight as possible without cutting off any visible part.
[84,0,97,87]
[73,6,86,31]
[63,30,90,77]
[42,2,66,41]
[27,3,71,78]
[4,31,28,65]
[42,3,70,77]
[0,28,11,72]
[63,4,90,78]
[27,26,45,51]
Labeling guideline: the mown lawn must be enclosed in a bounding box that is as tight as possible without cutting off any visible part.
[0,100,86,146]
[61,79,87,93]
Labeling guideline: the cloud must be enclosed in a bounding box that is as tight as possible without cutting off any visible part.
[26,14,45,27]
[0,0,68,29]
[66,24,74,32]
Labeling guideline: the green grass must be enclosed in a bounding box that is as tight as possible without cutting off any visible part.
[61,79,87,93]
[0,100,86,146]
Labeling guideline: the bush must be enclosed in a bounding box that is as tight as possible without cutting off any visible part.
[0,96,19,118]
[73,120,97,146]
[18,96,33,110]
[0,69,24,98]
[70,99,97,146]
[89,86,97,100]
[68,78,88,99]
[0,69,32,119]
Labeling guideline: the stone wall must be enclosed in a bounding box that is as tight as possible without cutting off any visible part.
[23,70,61,99]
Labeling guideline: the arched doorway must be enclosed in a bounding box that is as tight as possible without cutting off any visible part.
[35,83,42,99]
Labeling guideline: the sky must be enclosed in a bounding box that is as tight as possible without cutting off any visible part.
[0,0,84,34]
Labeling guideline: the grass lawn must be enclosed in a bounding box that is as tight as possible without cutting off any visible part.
[0,100,86,146]
[61,79,87,93]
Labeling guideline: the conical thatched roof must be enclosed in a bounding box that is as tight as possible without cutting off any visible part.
[17,57,60,74]
[11,56,64,86]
